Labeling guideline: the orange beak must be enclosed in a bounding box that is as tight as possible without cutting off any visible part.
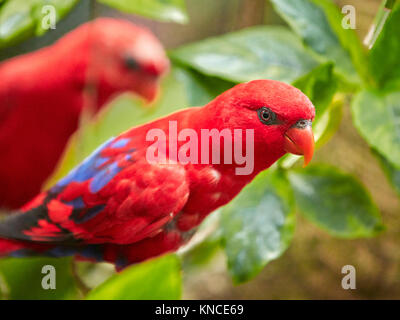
[138,80,160,103]
[283,121,314,167]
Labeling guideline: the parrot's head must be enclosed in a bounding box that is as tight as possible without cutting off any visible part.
[77,18,169,104]
[207,79,315,168]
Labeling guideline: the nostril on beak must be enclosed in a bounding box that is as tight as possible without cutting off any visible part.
[284,120,314,167]
[294,119,312,129]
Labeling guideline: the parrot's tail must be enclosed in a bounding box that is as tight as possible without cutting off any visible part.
[0,237,54,258]
[0,238,29,257]
[0,236,116,266]
[0,237,101,261]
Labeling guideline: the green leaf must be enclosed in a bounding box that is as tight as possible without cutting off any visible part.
[173,65,235,106]
[0,257,78,300]
[0,0,78,48]
[181,233,221,271]
[351,89,400,169]
[279,96,343,168]
[279,64,341,168]
[97,0,188,24]
[288,164,384,238]
[293,62,337,121]
[293,63,341,145]
[373,150,400,197]
[312,0,368,83]
[180,211,222,271]
[170,26,319,84]
[369,3,400,90]
[270,0,366,86]
[313,95,343,148]
[221,169,295,284]
[86,254,182,300]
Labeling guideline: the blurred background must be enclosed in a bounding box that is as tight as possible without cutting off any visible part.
[110,0,398,299]
[1,0,399,299]
[121,0,400,300]
[170,0,400,300]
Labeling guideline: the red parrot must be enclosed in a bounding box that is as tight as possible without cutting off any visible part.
[0,18,169,210]
[0,80,314,269]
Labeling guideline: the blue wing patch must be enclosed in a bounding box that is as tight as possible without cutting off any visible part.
[89,161,123,193]
[72,204,106,224]
[52,137,115,192]
[111,138,130,148]
[51,136,134,194]
[65,196,85,209]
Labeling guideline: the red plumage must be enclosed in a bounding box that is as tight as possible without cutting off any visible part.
[0,80,315,269]
[0,18,169,209]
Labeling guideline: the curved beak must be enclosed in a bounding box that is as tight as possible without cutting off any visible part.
[137,80,160,103]
[284,121,314,167]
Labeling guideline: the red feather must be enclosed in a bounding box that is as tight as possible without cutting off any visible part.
[0,80,314,269]
[0,18,169,209]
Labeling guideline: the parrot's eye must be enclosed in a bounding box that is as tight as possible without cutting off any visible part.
[257,107,276,125]
[123,55,139,70]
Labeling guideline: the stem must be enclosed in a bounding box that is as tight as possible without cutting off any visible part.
[70,260,90,298]
[363,0,396,49]
[0,273,10,300]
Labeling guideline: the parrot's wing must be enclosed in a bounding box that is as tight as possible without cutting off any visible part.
[0,135,190,245]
